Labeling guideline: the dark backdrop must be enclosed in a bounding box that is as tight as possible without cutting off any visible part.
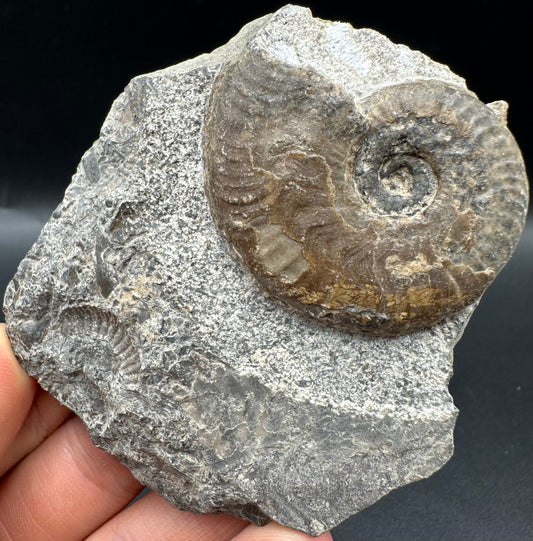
[1,1,532,540]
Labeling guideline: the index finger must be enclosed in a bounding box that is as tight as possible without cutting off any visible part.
[0,323,36,461]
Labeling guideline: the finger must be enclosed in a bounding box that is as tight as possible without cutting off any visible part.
[0,323,36,461]
[232,521,334,541]
[0,385,71,477]
[0,416,143,540]
[87,491,248,541]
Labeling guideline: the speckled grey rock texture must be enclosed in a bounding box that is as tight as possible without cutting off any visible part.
[3,5,528,536]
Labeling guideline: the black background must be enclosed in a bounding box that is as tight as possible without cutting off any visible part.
[1,1,532,540]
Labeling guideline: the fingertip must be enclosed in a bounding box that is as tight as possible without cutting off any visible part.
[0,385,71,476]
[87,492,248,541]
[233,520,333,541]
[0,323,34,389]
[0,415,144,540]
[0,323,36,458]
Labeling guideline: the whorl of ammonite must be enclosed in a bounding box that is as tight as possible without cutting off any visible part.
[203,49,528,336]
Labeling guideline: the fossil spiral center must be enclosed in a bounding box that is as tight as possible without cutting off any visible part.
[355,152,438,216]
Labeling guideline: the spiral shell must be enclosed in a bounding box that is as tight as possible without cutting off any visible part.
[56,306,140,382]
[204,49,528,336]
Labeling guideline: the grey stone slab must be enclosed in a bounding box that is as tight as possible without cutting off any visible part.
[3,5,528,536]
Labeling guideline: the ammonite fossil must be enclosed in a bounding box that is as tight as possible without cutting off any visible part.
[204,49,528,336]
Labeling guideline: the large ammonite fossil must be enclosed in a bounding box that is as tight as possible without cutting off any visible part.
[204,49,528,336]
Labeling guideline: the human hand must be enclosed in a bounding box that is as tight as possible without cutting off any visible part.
[0,324,333,540]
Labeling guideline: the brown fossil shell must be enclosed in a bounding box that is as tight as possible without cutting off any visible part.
[204,49,528,336]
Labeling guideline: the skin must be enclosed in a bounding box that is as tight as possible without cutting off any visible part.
[0,324,333,541]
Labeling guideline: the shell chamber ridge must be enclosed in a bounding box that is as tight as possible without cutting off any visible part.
[203,49,528,336]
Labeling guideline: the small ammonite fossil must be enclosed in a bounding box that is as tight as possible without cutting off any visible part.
[204,49,528,336]
[55,305,141,386]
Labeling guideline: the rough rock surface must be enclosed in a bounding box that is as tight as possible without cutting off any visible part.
[3,5,528,536]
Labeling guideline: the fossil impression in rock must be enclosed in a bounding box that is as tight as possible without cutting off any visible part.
[3,5,528,537]
[205,51,526,336]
